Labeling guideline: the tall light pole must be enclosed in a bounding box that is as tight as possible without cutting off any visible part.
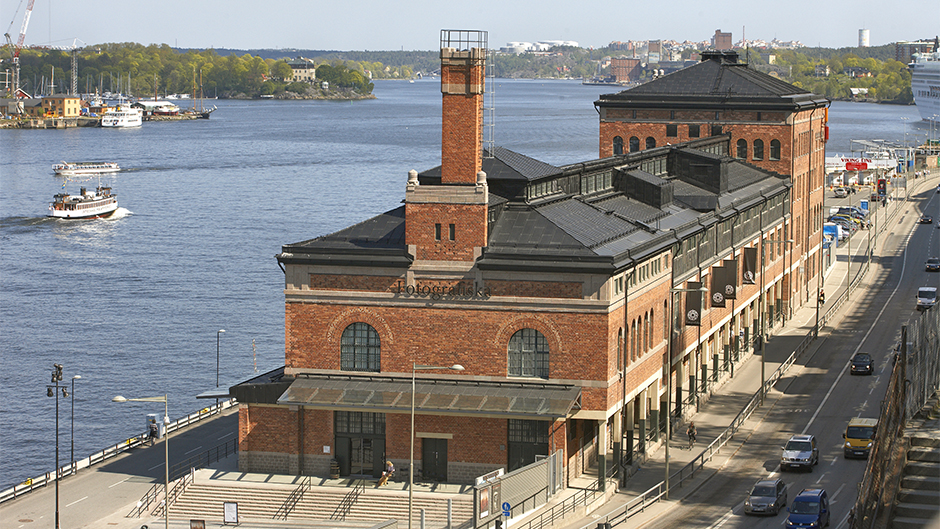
[410,363,464,529]
[665,285,707,499]
[71,375,81,467]
[760,238,793,406]
[113,394,169,529]
[216,329,225,404]
[46,363,68,529]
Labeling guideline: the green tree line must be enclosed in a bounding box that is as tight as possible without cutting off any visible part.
[2,43,375,98]
[2,42,915,103]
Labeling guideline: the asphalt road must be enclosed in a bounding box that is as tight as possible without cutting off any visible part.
[641,177,939,529]
[0,410,238,529]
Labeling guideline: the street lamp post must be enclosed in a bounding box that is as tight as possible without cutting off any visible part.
[665,285,707,499]
[113,394,169,529]
[46,363,69,529]
[71,375,81,468]
[217,329,225,405]
[410,363,464,529]
[760,239,794,406]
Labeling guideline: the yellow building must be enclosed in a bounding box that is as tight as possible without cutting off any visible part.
[42,94,81,118]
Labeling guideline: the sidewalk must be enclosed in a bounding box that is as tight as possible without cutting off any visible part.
[545,176,932,529]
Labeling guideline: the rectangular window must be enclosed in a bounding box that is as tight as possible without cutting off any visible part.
[756,112,762,121]
[715,111,721,120]
[434,223,441,241]
[666,124,678,137]
[670,110,676,119]
[449,223,455,241]
[711,124,723,136]
[688,124,700,138]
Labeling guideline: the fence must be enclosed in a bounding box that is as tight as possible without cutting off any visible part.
[0,398,237,504]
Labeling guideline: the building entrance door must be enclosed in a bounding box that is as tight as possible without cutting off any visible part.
[422,438,447,482]
[350,437,373,476]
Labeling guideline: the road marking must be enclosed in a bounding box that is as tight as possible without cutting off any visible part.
[706,509,735,528]
[109,477,130,488]
[803,219,914,434]
[218,432,235,440]
[65,496,88,507]
[148,462,165,471]
[815,472,827,484]
[830,457,838,466]
[185,445,203,455]
[831,483,846,501]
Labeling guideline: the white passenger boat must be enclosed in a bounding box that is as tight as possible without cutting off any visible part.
[910,51,940,123]
[52,161,121,176]
[48,185,118,219]
[101,102,142,128]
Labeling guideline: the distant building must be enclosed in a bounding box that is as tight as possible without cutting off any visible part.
[815,64,830,76]
[858,29,870,48]
[712,30,732,50]
[896,38,939,63]
[610,57,642,83]
[500,41,579,54]
[287,57,317,83]
[41,94,81,118]
[844,67,872,78]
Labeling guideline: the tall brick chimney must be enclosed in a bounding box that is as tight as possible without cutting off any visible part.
[404,30,488,263]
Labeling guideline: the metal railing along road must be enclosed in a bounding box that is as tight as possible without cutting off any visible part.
[0,399,238,504]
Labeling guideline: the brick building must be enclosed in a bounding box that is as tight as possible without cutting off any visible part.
[232,34,826,487]
[712,30,732,50]
[610,57,641,83]
[596,50,829,322]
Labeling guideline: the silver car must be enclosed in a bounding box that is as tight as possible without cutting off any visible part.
[780,434,819,471]
[744,478,788,515]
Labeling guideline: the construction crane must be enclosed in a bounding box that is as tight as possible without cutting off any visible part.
[4,0,36,97]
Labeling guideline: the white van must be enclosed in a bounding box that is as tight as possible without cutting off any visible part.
[917,287,937,311]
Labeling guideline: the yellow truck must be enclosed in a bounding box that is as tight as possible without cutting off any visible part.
[843,417,877,458]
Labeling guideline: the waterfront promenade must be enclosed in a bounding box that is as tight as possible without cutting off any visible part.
[1,177,927,529]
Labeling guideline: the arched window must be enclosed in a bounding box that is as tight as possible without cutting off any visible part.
[663,300,668,340]
[613,136,624,155]
[642,314,648,354]
[340,322,380,372]
[631,320,638,361]
[508,329,549,378]
[617,328,623,369]
[645,137,656,149]
[770,139,781,161]
[753,139,764,160]
[629,136,640,152]
[736,139,748,159]
[649,309,655,348]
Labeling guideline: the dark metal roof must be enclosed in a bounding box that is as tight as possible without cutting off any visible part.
[277,373,582,419]
[596,56,829,111]
[277,207,412,267]
[419,146,562,182]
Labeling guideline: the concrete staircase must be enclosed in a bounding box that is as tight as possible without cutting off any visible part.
[171,479,473,529]
[891,397,940,529]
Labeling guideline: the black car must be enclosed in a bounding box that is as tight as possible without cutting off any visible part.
[927,258,940,272]
[851,353,874,375]
[921,215,933,224]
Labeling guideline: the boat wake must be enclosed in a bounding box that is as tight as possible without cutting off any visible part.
[108,207,132,219]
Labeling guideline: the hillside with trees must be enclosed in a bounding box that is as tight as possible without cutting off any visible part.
[0,42,917,104]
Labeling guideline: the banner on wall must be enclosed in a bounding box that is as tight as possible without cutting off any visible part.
[685,281,703,327]
[710,267,726,308]
[722,259,738,300]
[743,247,757,285]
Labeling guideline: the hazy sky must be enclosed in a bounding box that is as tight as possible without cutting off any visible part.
[3,0,936,52]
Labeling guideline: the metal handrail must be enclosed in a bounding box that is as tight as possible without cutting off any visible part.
[126,483,161,518]
[169,437,238,481]
[0,399,237,504]
[330,478,364,521]
[276,475,312,520]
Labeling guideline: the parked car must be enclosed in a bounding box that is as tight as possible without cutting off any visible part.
[843,417,877,458]
[920,215,933,224]
[926,258,940,272]
[744,478,788,515]
[850,352,873,375]
[833,187,848,198]
[780,434,819,471]
[786,489,830,528]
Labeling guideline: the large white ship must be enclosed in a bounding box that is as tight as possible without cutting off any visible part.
[910,51,940,123]
[101,101,143,128]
